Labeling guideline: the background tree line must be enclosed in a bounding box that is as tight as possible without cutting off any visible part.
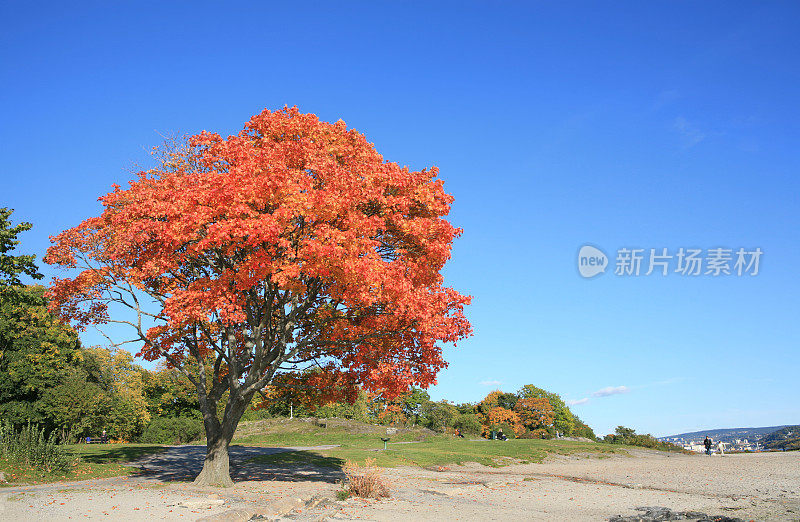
[258,380,595,440]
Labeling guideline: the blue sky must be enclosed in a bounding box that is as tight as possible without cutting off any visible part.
[2,1,798,437]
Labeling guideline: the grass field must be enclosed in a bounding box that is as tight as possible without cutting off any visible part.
[237,418,629,470]
[0,444,165,486]
[249,438,629,470]
[232,419,433,447]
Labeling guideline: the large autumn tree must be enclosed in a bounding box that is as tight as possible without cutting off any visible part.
[45,107,471,486]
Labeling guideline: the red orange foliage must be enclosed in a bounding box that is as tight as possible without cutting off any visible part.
[44,107,471,484]
[514,397,554,430]
[481,406,524,437]
[46,106,470,396]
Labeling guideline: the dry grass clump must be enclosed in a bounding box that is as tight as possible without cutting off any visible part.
[341,458,390,498]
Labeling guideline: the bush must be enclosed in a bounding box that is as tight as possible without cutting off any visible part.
[240,407,274,422]
[452,414,482,436]
[423,401,458,432]
[0,422,73,473]
[140,416,203,444]
[603,426,685,452]
[342,458,390,498]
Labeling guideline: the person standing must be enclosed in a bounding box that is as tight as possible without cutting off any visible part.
[717,440,725,456]
[704,436,712,455]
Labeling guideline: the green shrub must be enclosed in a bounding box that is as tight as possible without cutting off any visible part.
[140,416,203,444]
[423,401,458,432]
[602,426,685,452]
[240,407,274,422]
[452,414,482,435]
[0,422,73,473]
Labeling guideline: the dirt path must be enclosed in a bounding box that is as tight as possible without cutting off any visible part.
[1,448,797,521]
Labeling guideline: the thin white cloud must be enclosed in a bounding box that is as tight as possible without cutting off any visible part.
[479,380,502,387]
[673,116,706,147]
[650,377,685,387]
[567,398,589,406]
[592,385,629,398]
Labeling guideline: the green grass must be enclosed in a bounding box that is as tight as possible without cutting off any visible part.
[250,436,629,470]
[231,418,433,448]
[237,419,631,470]
[0,444,166,485]
[235,429,430,447]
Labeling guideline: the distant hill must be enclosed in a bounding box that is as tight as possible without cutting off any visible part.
[761,425,800,451]
[660,425,791,444]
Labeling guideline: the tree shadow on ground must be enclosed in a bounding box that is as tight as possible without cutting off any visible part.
[235,450,346,483]
[129,445,345,484]
[72,445,167,464]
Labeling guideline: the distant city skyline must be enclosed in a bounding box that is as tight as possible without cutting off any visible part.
[659,424,791,452]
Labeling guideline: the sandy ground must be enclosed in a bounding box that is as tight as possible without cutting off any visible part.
[1,447,798,521]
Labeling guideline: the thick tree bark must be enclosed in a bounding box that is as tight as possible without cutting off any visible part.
[194,434,233,487]
[193,389,253,487]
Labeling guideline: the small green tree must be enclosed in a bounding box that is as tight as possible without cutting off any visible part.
[40,370,109,442]
[452,413,482,435]
[401,387,431,425]
[517,385,575,436]
[615,426,636,440]
[0,208,42,291]
[423,401,458,432]
[39,349,153,442]
[603,426,684,452]
[143,365,200,419]
[81,347,151,439]
[141,417,204,444]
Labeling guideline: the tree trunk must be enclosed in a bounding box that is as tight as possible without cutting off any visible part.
[194,435,233,487]
[193,392,252,487]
